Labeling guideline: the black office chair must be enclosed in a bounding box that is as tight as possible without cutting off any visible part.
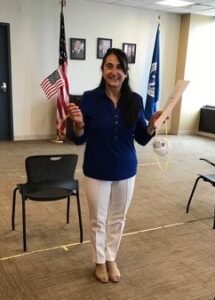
[186,158,215,229]
[12,154,83,251]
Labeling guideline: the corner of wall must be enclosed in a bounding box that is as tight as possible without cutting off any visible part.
[170,14,191,134]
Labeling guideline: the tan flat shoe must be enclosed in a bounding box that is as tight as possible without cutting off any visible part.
[95,263,109,283]
[106,261,121,283]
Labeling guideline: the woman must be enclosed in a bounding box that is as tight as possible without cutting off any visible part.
[68,48,161,283]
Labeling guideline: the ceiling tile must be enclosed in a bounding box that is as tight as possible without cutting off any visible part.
[84,0,215,15]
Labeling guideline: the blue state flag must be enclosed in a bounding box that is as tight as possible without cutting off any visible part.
[145,25,160,121]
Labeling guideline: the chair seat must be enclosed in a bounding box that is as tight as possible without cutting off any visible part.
[25,187,72,200]
[19,179,78,201]
[199,173,215,185]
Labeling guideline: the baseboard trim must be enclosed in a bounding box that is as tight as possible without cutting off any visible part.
[14,134,53,141]
[198,131,215,139]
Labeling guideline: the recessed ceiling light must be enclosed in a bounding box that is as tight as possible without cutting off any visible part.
[157,0,194,7]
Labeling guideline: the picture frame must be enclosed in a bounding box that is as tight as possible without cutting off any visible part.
[97,38,112,59]
[70,38,86,60]
[122,43,136,64]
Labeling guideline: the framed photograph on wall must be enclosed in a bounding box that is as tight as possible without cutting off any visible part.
[122,43,136,64]
[97,38,112,59]
[70,38,86,60]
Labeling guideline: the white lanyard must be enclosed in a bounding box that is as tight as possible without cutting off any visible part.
[152,120,171,171]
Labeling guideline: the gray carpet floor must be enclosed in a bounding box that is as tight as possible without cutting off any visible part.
[0,135,215,299]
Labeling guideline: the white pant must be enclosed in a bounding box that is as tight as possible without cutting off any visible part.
[84,176,135,264]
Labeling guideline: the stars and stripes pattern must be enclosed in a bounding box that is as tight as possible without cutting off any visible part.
[56,3,69,138]
[145,24,160,121]
[40,69,64,99]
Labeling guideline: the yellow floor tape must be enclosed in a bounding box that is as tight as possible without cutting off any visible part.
[1,217,212,262]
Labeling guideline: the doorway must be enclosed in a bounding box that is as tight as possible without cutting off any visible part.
[0,23,13,140]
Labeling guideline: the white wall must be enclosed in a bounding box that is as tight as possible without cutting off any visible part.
[0,0,181,140]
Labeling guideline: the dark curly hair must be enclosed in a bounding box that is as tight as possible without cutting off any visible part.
[99,48,139,127]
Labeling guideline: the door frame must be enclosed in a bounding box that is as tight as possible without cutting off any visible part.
[0,22,14,140]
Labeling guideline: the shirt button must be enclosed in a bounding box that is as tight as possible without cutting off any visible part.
[114,136,118,140]
[115,121,118,125]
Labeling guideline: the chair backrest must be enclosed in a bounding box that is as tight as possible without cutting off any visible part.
[25,154,78,183]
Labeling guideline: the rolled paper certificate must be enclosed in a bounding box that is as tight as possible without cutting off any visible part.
[154,80,189,129]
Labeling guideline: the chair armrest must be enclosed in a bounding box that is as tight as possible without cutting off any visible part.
[200,158,215,167]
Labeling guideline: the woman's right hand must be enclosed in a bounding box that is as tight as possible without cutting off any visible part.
[67,103,84,129]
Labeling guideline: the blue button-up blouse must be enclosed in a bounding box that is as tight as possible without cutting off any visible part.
[71,87,154,181]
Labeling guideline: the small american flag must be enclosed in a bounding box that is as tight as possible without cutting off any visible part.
[41,69,64,99]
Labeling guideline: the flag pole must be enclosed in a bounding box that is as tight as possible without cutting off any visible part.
[59,0,66,9]
[57,0,66,143]
[52,0,66,143]
[52,0,69,143]
[144,22,160,120]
